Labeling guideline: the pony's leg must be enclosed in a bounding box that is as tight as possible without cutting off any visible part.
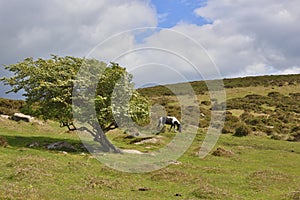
[169,124,173,132]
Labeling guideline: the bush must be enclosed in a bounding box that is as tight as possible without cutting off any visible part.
[222,126,233,134]
[234,124,252,137]
[201,100,211,106]
[240,111,254,121]
[245,117,262,126]
[0,136,8,147]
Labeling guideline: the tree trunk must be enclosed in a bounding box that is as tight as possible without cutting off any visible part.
[94,124,121,153]
[60,121,77,131]
[79,123,121,153]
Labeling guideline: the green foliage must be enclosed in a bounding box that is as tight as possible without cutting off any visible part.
[1,57,149,133]
[0,98,25,115]
[222,112,240,134]
[73,61,150,131]
[1,56,81,121]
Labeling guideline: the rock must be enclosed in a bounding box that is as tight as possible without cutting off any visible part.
[126,132,140,138]
[46,142,77,151]
[134,138,159,145]
[124,127,140,138]
[168,160,182,165]
[0,115,10,119]
[122,149,145,154]
[28,142,39,148]
[11,113,34,122]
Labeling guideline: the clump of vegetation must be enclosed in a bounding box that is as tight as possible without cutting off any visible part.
[234,124,252,137]
[0,98,25,115]
[288,189,300,200]
[201,100,211,106]
[0,136,8,147]
[222,112,240,134]
[212,147,234,157]
[224,89,300,141]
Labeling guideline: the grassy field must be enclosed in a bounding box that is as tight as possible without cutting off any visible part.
[1,117,300,200]
[1,74,300,199]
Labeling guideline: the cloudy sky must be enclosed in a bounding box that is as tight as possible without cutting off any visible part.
[1,0,300,99]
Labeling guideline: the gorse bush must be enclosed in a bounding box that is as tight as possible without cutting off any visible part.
[234,124,252,137]
[0,98,25,115]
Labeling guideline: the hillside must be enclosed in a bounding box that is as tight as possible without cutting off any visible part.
[1,74,300,199]
[138,74,300,97]
[1,111,300,199]
[139,74,300,142]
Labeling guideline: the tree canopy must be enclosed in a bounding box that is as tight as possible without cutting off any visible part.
[1,55,150,152]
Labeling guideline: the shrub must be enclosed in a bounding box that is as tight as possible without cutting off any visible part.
[234,124,252,137]
[212,147,234,157]
[0,136,8,147]
[222,126,233,134]
[201,100,211,106]
[245,117,262,126]
[268,91,281,98]
[271,133,285,141]
[291,132,300,142]
[240,111,254,121]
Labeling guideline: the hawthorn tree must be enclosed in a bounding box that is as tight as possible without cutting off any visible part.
[1,55,149,152]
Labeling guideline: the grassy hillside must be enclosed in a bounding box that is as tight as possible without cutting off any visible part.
[1,118,300,199]
[1,74,300,199]
[138,74,300,97]
[139,74,300,142]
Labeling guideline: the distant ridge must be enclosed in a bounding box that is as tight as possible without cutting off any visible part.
[138,74,300,97]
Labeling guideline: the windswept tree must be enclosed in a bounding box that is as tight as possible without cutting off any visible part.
[1,55,149,152]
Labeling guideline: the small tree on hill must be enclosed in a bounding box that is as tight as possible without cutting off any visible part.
[1,55,149,152]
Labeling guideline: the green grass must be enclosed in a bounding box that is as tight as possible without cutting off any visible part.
[1,118,300,199]
[1,74,300,199]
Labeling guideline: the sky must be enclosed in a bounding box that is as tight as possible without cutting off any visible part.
[1,0,300,99]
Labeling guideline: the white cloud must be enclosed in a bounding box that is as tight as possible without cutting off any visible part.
[192,0,300,77]
[0,0,157,98]
[0,0,157,65]
[1,0,300,99]
[275,66,300,75]
[88,0,300,88]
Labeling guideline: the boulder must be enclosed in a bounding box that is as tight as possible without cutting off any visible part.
[134,138,159,145]
[46,142,77,152]
[11,113,34,122]
[0,115,10,119]
[28,142,40,148]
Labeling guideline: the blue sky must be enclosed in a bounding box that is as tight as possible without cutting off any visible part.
[151,0,209,27]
